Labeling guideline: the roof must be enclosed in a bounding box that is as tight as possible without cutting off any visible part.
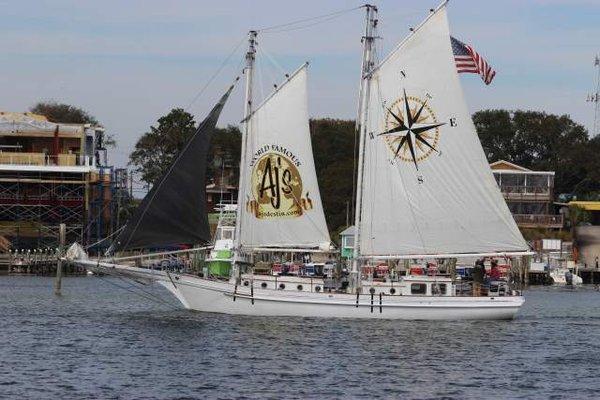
[205,183,237,193]
[569,201,600,211]
[0,111,87,138]
[490,159,554,176]
[339,225,356,236]
[490,160,530,171]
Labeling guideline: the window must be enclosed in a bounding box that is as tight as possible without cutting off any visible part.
[411,283,427,295]
[432,283,447,295]
[261,282,267,289]
[343,235,355,248]
[279,283,285,290]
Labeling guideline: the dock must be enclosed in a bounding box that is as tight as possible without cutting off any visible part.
[0,249,86,275]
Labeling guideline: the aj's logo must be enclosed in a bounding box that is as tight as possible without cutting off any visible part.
[247,152,313,219]
[378,89,445,170]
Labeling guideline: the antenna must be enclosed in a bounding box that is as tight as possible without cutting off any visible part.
[587,55,600,137]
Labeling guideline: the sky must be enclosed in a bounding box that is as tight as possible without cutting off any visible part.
[1,0,600,172]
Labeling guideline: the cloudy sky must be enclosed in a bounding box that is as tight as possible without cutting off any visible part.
[1,0,599,169]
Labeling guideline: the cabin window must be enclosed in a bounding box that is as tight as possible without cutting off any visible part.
[432,283,447,295]
[243,280,249,286]
[297,284,303,291]
[369,288,376,294]
[261,282,267,289]
[279,283,285,290]
[411,283,427,295]
[315,285,321,292]
[389,288,396,295]
[344,235,355,248]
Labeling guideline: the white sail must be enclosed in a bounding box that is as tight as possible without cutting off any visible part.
[358,5,529,258]
[238,64,331,249]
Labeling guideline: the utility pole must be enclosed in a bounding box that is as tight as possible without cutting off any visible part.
[587,55,600,137]
[129,171,133,198]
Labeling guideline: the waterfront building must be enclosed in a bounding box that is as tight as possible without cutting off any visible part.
[0,111,125,250]
[490,160,563,229]
[569,201,600,269]
[339,225,356,259]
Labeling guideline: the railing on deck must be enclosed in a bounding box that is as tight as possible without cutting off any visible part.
[513,214,564,228]
[0,152,94,167]
[112,247,212,273]
[500,185,552,200]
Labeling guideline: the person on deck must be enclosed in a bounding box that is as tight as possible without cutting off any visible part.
[472,259,485,296]
[489,260,502,281]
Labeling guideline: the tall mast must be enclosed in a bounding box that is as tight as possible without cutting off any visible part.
[234,30,257,256]
[351,5,377,290]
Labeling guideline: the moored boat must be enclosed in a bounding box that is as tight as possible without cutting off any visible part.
[71,1,532,320]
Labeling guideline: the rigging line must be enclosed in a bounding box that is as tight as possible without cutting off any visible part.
[85,226,125,250]
[184,35,246,111]
[257,47,278,94]
[258,5,364,33]
[115,274,181,309]
[95,273,180,311]
[93,255,182,308]
[257,45,286,77]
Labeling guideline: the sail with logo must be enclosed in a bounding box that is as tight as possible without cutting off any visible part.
[237,63,330,249]
[358,3,529,258]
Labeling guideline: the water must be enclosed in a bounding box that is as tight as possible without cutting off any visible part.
[1,276,599,400]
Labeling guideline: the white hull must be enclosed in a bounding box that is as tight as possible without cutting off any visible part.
[78,260,524,320]
[550,269,583,286]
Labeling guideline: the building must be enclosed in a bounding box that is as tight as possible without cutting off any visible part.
[339,225,356,259]
[490,160,563,229]
[569,201,600,268]
[205,182,237,213]
[0,111,125,250]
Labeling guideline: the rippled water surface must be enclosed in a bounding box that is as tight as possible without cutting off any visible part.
[1,276,600,399]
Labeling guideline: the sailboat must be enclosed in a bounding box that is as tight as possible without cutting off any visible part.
[70,2,532,320]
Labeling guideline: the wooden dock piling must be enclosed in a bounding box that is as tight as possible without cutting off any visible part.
[54,224,66,295]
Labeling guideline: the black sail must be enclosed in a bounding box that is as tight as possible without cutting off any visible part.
[114,84,235,252]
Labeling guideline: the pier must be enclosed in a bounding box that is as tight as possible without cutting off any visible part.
[0,249,86,275]
[578,267,600,284]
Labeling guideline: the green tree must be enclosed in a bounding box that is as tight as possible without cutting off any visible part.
[309,119,356,239]
[207,125,242,183]
[30,101,99,125]
[473,109,594,195]
[130,108,241,187]
[30,101,116,147]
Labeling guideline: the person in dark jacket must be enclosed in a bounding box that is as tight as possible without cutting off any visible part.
[489,260,502,281]
[472,259,485,296]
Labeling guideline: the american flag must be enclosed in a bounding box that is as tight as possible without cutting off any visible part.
[451,36,496,85]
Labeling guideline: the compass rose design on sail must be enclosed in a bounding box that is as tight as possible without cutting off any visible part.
[378,89,445,170]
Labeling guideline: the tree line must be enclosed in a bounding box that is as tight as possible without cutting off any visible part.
[28,102,600,238]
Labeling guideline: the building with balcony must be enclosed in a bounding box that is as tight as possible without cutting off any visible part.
[490,160,563,229]
[0,111,125,250]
